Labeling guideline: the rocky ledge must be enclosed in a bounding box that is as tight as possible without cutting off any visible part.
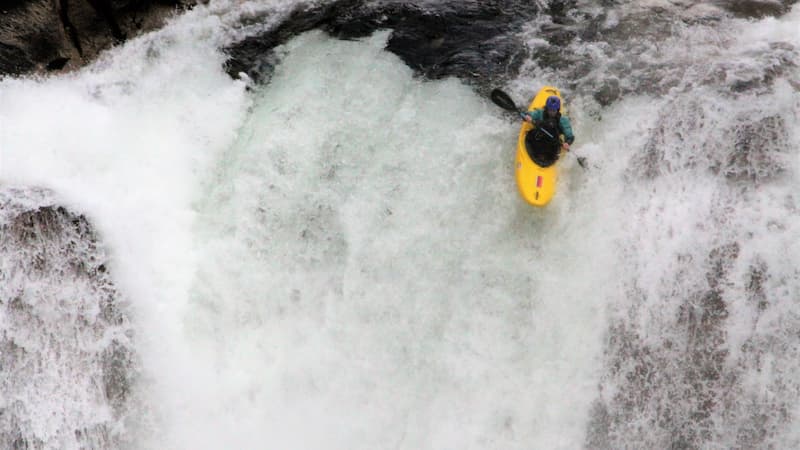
[0,0,197,76]
[221,0,800,99]
[3,0,798,86]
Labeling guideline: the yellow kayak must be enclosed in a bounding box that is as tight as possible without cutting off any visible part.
[515,86,566,207]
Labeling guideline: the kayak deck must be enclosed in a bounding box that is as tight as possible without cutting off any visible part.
[514,86,564,207]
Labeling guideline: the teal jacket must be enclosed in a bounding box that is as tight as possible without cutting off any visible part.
[524,109,575,145]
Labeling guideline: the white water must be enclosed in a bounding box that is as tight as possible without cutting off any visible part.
[1,1,799,449]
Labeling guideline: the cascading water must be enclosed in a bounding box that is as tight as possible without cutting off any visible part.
[1,1,799,449]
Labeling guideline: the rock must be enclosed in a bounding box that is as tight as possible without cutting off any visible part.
[718,0,792,18]
[593,78,621,106]
[0,1,70,75]
[223,0,542,89]
[378,3,530,84]
[0,0,197,77]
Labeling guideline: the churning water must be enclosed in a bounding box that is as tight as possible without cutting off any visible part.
[1,1,799,449]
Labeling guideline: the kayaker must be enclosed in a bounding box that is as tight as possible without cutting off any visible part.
[522,96,575,151]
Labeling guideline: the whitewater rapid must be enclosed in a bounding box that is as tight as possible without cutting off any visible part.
[1,1,800,449]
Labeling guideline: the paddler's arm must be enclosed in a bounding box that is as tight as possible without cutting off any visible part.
[559,116,575,145]
[521,109,544,123]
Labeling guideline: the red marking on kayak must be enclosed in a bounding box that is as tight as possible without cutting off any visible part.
[536,176,543,188]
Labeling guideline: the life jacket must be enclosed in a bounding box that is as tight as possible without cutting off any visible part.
[534,112,563,145]
[526,112,563,167]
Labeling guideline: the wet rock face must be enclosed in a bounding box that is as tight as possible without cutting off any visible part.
[0,188,135,449]
[5,0,797,91]
[0,1,69,75]
[630,101,791,185]
[221,0,800,100]
[0,0,196,76]
[223,0,542,89]
[338,2,531,85]
[532,0,800,104]
[715,115,789,182]
[587,241,800,449]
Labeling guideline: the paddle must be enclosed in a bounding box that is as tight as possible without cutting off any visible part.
[490,88,587,170]
[490,88,527,118]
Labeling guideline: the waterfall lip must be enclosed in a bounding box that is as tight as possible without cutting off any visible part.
[221,1,540,88]
[219,0,800,106]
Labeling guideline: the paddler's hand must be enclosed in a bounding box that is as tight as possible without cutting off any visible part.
[562,142,571,151]
[522,115,532,123]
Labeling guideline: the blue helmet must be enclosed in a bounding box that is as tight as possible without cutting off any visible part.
[545,96,561,111]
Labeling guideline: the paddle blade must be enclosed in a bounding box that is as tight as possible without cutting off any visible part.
[490,88,520,113]
[576,156,588,170]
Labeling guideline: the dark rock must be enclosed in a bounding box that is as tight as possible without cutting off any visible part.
[0,0,197,77]
[381,3,529,83]
[593,78,621,106]
[46,56,70,70]
[222,0,356,85]
[547,0,578,24]
[223,0,541,88]
[718,0,793,18]
[0,41,36,74]
[0,1,71,76]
